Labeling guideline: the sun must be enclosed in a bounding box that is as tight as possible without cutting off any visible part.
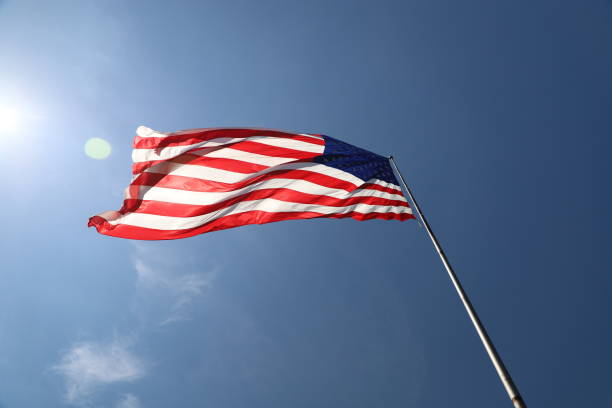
[0,108,22,132]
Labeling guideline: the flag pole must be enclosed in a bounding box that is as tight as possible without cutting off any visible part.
[388,156,526,408]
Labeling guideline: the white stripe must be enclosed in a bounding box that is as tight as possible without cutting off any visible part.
[201,147,299,167]
[109,199,411,230]
[352,187,407,202]
[144,161,366,189]
[136,126,168,138]
[241,136,323,153]
[132,136,324,163]
[299,133,324,141]
[135,178,407,206]
[145,161,260,183]
[133,138,245,163]
[369,179,402,191]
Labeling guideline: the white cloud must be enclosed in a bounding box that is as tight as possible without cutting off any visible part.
[53,338,146,404]
[132,250,216,325]
[116,393,142,408]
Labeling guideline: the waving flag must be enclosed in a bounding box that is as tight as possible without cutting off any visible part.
[88,126,414,240]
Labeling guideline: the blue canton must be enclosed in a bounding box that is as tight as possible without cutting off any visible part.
[313,135,399,185]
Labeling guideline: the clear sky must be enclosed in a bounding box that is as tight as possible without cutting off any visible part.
[1,1,611,407]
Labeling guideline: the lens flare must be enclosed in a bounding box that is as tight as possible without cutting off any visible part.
[84,137,112,159]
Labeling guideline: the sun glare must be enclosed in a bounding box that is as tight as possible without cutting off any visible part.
[0,108,22,132]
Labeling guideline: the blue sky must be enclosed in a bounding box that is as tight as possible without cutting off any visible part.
[1,1,611,407]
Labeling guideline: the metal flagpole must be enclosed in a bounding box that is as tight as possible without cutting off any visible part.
[388,156,527,408]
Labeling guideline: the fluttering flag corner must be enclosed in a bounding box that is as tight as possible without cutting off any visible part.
[88,126,414,240]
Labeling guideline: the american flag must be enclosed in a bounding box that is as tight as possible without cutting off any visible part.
[88,126,414,240]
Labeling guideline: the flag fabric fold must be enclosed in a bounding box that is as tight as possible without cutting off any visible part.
[88,126,414,240]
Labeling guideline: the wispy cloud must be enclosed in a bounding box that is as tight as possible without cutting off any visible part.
[132,245,217,325]
[116,393,142,408]
[53,338,146,405]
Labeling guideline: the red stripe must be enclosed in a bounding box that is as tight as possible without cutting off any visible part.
[168,154,270,174]
[132,160,161,175]
[133,156,266,176]
[224,140,320,160]
[133,156,271,176]
[88,210,414,240]
[131,168,360,193]
[119,188,409,218]
[133,129,324,149]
